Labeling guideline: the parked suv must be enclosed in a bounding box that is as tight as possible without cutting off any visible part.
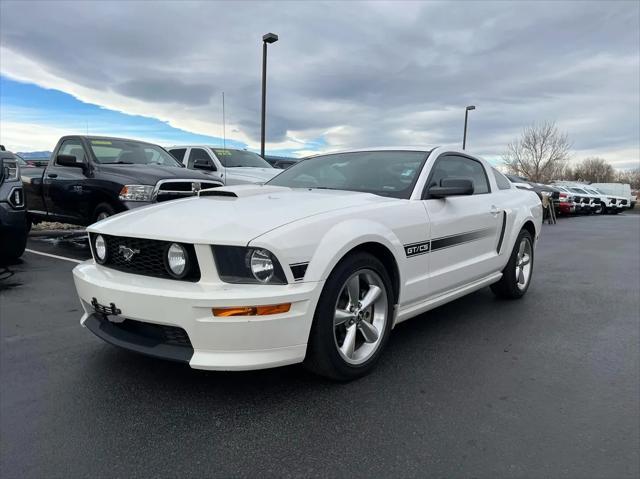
[22,136,223,227]
[0,150,27,262]
[167,146,280,185]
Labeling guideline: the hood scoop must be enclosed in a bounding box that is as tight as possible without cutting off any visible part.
[198,184,289,199]
[199,189,237,198]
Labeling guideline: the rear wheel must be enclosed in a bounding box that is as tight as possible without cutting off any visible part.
[304,252,393,380]
[491,229,534,299]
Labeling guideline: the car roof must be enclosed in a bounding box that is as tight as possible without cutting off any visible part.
[64,135,162,147]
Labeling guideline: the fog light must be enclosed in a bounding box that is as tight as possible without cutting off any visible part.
[166,243,188,278]
[94,235,107,263]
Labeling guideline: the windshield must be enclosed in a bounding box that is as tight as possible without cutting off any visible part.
[570,187,588,194]
[209,148,272,168]
[89,139,181,166]
[267,150,429,199]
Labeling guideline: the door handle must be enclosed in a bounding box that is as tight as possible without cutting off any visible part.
[490,205,500,216]
[47,173,58,178]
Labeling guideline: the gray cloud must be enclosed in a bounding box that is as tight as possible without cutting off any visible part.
[1,0,638,164]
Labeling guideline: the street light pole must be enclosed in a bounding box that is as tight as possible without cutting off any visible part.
[463,105,476,150]
[260,32,278,158]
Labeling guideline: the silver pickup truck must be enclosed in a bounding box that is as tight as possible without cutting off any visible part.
[167,146,280,185]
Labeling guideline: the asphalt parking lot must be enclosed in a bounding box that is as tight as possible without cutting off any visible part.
[1,215,639,478]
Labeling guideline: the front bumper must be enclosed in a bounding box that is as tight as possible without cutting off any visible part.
[73,262,323,370]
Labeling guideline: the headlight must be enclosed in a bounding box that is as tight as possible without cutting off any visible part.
[2,159,19,181]
[250,249,275,283]
[213,246,287,285]
[119,185,154,201]
[94,235,107,263]
[165,243,189,279]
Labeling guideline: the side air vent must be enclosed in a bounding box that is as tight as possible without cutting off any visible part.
[290,262,309,281]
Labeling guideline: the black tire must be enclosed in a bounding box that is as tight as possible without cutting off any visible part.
[0,227,28,264]
[600,205,607,215]
[304,252,394,381]
[93,203,116,223]
[491,229,534,300]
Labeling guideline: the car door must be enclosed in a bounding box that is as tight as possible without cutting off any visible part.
[185,147,224,183]
[44,138,90,222]
[421,154,502,297]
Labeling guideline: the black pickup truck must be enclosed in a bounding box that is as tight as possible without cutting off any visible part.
[22,136,222,226]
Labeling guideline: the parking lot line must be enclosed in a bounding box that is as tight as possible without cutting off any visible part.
[25,248,83,264]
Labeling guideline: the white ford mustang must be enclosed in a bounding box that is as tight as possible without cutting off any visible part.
[73,147,542,380]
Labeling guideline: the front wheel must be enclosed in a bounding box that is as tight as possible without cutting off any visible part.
[304,252,394,381]
[491,229,534,299]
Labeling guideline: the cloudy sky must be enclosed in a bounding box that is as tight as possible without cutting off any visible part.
[1,0,639,168]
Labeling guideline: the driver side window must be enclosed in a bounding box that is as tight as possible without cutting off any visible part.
[57,140,85,165]
[187,148,215,170]
[427,155,490,195]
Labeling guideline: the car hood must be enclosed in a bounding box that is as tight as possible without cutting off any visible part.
[225,167,280,183]
[89,185,396,244]
[96,164,215,184]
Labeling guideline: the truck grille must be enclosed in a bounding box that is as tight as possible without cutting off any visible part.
[621,199,628,205]
[90,234,200,282]
[155,180,220,202]
[610,198,617,205]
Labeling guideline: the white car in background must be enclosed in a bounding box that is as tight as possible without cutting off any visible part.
[167,146,280,185]
[581,185,627,214]
[590,183,633,210]
[73,147,542,380]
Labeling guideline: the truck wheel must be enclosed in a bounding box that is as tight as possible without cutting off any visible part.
[304,252,393,381]
[491,229,534,300]
[0,227,28,264]
[93,203,115,222]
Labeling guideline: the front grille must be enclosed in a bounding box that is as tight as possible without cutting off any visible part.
[621,199,628,205]
[155,180,220,202]
[91,234,200,282]
[610,198,617,205]
[582,198,590,204]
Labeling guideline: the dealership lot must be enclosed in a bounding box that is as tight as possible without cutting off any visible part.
[1,215,638,478]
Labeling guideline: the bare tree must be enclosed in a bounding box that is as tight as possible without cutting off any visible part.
[616,168,640,189]
[572,157,615,183]
[503,122,571,183]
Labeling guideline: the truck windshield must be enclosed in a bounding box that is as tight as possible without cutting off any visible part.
[209,148,272,168]
[267,150,429,199]
[89,139,181,166]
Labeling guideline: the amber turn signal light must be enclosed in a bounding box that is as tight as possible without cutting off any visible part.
[212,303,291,317]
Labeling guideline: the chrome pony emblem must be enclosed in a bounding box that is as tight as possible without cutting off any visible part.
[118,245,140,262]
[192,182,202,193]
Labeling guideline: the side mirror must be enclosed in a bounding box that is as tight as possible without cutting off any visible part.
[193,158,215,171]
[428,178,474,198]
[57,154,85,168]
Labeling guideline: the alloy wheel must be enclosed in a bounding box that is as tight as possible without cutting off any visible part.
[333,269,388,365]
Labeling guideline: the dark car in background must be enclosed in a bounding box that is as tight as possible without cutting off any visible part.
[22,136,222,227]
[0,150,27,263]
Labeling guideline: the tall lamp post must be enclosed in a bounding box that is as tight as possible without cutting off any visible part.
[260,32,278,158]
[462,105,476,150]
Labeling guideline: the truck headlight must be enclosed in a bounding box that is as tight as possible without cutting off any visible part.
[94,235,107,263]
[165,243,189,278]
[213,246,287,285]
[2,160,19,181]
[119,185,154,201]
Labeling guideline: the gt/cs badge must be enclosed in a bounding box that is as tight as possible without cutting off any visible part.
[404,241,430,257]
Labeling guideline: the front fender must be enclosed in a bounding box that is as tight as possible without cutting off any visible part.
[304,219,405,283]
[249,217,406,285]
